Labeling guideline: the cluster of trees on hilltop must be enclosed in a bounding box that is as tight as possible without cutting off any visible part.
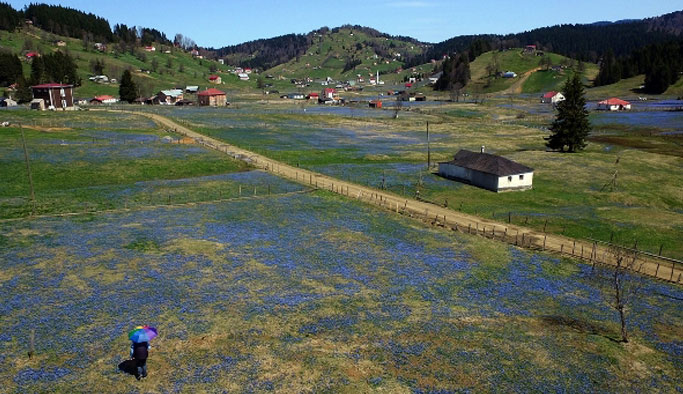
[23,4,113,42]
[0,2,22,31]
[212,33,313,70]
[114,24,171,46]
[406,11,682,68]
[594,41,683,93]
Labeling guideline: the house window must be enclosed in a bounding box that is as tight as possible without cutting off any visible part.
[508,176,512,182]
[519,175,524,180]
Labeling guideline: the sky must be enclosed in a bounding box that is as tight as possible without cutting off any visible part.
[6,1,683,48]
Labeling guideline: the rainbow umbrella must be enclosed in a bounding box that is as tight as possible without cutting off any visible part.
[128,325,158,343]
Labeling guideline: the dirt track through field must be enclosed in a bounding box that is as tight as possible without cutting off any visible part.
[115,110,682,284]
[502,67,541,94]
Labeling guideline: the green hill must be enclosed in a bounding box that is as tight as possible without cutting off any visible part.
[0,25,238,99]
[266,26,427,83]
[467,49,599,94]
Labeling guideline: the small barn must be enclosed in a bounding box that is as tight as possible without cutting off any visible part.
[502,71,517,78]
[369,100,382,108]
[197,88,227,107]
[30,98,46,110]
[541,91,565,105]
[156,89,184,105]
[438,148,534,192]
[597,98,631,111]
[209,75,222,84]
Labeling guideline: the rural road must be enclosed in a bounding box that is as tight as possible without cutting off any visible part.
[115,110,682,285]
[502,67,542,95]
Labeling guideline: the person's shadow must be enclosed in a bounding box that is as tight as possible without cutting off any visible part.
[118,359,138,377]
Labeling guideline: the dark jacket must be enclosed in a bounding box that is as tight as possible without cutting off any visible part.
[131,342,149,360]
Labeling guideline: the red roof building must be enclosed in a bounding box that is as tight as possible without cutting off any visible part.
[25,52,39,58]
[208,75,222,84]
[198,88,227,107]
[597,98,631,111]
[90,95,118,104]
[31,83,73,109]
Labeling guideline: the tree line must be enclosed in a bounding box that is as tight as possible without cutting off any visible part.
[594,41,683,94]
[1,50,79,102]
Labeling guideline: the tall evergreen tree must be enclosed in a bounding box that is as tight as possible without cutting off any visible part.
[546,74,591,152]
[0,52,23,86]
[29,56,46,85]
[119,69,137,103]
[15,75,33,103]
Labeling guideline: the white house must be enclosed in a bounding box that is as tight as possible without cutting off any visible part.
[438,148,534,192]
[238,73,249,81]
[597,98,631,111]
[541,91,565,105]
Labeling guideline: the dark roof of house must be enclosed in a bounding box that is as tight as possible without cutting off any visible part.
[441,150,533,176]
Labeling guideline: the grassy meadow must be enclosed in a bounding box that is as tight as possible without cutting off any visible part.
[1,93,681,393]
[0,190,681,393]
[147,99,683,260]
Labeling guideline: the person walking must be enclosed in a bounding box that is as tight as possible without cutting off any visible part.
[128,325,157,380]
[130,341,150,379]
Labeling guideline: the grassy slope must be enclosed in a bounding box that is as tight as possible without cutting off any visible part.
[0,27,251,99]
[267,27,425,84]
[468,50,599,94]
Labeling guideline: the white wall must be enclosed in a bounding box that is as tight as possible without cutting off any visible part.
[496,172,534,191]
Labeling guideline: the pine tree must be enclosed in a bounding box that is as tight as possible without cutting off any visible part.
[546,73,591,153]
[29,57,46,85]
[15,76,34,103]
[119,69,137,103]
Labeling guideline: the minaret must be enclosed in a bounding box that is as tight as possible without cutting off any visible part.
[376,70,379,85]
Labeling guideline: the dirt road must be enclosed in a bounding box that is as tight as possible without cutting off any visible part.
[118,110,682,284]
[502,67,542,95]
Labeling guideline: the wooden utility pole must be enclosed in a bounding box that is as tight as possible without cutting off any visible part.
[20,124,37,216]
[426,121,430,169]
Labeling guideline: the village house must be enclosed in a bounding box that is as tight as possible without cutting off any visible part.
[369,100,382,108]
[208,75,222,84]
[306,92,319,100]
[321,88,336,100]
[55,40,66,47]
[31,83,74,110]
[156,89,184,105]
[597,98,631,111]
[523,45,537,54]
[185,86,199,93]
[94,42,106,52]
[0,97,18,107]
[541,91,565,105]
[238,73,249,81]
[89,95,118,105]
[197,88,227,107]
[502,71,517,78]
[438,148,534,192]
[25,52,39,60]
[144,46,155,52]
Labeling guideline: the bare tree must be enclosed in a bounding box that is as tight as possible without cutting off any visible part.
[393,95,403,119]
[595,247,643,343]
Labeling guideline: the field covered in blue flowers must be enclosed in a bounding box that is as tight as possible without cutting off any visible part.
[147,101,683,259]
[1,189,681,393]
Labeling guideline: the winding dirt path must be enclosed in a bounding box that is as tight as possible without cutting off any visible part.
[113,110,682,284]
[502,67,542,95]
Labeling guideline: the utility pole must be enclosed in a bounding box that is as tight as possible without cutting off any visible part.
[426,121,430,169]
[20,124,37,216]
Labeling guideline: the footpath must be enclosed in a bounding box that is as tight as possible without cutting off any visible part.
[118,110,682,284]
